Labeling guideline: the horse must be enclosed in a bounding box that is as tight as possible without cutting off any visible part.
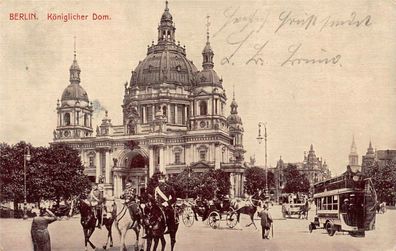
[231,192,263,229]
[299,201,310,220]
[113,199,144,251]
[102,199,117,250]
[143,202,179,251]
[75,198,97,251]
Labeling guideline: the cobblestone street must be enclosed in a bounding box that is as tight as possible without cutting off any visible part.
[1,206,395,251]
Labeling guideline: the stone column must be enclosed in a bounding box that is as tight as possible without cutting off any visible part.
[184,106,188,125]
[95,151,100,183]
[167,104,171,122]
[175,105,178,124]
[149,147,154,177]
[215,144,220,169]
[105,150,112,183]
[113,174,118,198]
[230,173,235,197]
[159,146,165,173]
[142,105,146,123]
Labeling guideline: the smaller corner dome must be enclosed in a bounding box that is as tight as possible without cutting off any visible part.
[61,83,89,102]
[196,69,222,87]
[227,114,242,125]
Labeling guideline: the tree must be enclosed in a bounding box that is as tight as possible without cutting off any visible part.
[205,169,231,198]
[0,142,91,209]
[0,141,33,211]
[148,169,231,200]
[363,160,396,205]
[282,164,310,194]
[244,167,266,195]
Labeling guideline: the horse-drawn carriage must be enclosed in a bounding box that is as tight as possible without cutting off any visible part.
[175,197,238,229]
[206,197,239,229]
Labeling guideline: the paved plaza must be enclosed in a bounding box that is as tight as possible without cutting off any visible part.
[1,206,395,251]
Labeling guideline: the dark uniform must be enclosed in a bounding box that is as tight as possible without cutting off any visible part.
[258,208,272,239]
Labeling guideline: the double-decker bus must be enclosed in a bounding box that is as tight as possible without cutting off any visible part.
[309,168,377,237]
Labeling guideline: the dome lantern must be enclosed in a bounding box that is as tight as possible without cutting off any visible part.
[158,0,176,43]
[202,15,214,70]
[69,37,81,84]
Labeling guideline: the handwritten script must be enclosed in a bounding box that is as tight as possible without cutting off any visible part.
[213,7,372,67]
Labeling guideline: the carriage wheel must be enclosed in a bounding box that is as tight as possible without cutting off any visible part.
[325,222,336,236]
[226,212,238,228]
[182,207,194,227]
[208,211,220,229]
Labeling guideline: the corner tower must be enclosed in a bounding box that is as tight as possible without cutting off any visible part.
[54,39,93,141]
[227,88,245,162]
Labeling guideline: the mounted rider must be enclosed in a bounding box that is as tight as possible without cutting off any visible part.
[120,180,142,229]
[154,182,177,235]
[88,183,104,229]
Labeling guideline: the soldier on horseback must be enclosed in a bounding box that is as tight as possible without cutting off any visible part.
[88,183,104,229]
[120,181,142,230]
[154,184,177,235]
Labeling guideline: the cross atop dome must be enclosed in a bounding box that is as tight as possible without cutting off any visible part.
[202,15,214,69]
[69,36,81,84]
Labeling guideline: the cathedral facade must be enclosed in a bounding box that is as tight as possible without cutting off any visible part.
[52,2,245,198]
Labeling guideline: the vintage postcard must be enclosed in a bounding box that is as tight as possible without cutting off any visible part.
[1,0,395,250]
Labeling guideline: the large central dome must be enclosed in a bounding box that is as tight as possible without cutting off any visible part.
[130,1,198,88]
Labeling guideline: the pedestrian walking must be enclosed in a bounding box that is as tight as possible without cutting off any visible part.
[258,205,273,240]
[31,208,58,251]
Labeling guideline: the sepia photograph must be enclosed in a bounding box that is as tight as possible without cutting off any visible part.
[0,0,395,250]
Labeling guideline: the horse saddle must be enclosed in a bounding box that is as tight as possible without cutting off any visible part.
[127,202,141,218]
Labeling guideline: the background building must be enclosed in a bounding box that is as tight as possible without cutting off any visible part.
[361,141,396,173]
[52,2,245,198]
[272,144,331,200]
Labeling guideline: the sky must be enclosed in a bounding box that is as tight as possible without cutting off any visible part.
[1,0,395,176]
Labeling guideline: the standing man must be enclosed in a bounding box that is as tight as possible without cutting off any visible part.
[31,208,58,251]
[258,205,273,239]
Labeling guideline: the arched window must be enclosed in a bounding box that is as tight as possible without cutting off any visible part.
[199,101,207,115]
[64,113,70,126]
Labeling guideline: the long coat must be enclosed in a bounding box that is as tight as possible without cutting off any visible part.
[258,210,272,229]
[31,216,57,251]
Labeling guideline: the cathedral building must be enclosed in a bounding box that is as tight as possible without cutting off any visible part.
[52,2,245,198]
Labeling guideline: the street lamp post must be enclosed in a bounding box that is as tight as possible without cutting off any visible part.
[23,146,31,220]
[257,122,268,198]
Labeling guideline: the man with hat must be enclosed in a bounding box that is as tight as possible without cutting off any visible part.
[120,180,141,229]
[258,205,273,239]
[88,183,104,229]
[341,198,350,225]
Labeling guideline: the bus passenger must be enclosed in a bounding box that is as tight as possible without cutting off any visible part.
[341,198,349,225]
